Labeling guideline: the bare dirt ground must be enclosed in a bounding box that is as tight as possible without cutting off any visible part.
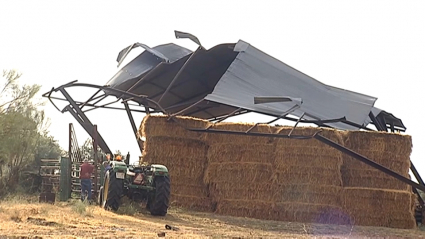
[1,196,425,239]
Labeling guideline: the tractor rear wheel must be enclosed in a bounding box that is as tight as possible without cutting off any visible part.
[101,171,123,211]
[149,176,170,216]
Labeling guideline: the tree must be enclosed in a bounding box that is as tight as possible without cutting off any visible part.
[0,69,65,195]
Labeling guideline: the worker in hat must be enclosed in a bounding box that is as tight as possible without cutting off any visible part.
[80,158,94,202]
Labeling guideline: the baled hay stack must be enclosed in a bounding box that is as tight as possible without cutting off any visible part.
[273,126,344,184]
[143,136,208,160]
[273,202,350,225]
[207,143,275,164]
[209,182,278,202]
[342,187,416,229]
[269,126,345,223]
[273,184,342,206]
[139,114,211,141]
[215,199,276,220]
[169,194,214,212]
[142,136,208,181]
[341,169,410,191]
[140,115,213,211]
[206,122,276,145]
[204,162,274,184]
[272,166,342,186]
[341,131,412,190]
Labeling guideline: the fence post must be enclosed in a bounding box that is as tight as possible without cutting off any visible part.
[59,157,71,201]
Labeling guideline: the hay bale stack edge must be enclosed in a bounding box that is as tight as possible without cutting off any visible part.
[139,115,416,229]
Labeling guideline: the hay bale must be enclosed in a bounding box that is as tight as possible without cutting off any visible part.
[342,187,416,229]
[209,182,277,201]
[204,162,274,184]
[206,123,275,144]
[141,156,207,181]
[274,184,342,206]
[342,188,413,212]
[342,131,412,156]
[143,136,208,159]
[274,150,342,171]
[170,194,214,212]
[341,169,410,191]
[140,115,210,141]
[346,209,416,229]
[171,182,209,197]
[274,202,350,225]
[275,126,344,148]
[207,143,275,164]
[272,167,342,186]
[342,153,410,176]
[215,199,276,220]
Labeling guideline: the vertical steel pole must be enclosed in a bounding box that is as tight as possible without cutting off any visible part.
[93,125,98,199]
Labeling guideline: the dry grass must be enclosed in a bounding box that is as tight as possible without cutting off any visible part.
[1,196,425,238]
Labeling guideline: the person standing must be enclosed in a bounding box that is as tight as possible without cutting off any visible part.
[80,158,94,202]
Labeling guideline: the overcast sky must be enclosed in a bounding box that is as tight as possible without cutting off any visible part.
[1,1,424,177]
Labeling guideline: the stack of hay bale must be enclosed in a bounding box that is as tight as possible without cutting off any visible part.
[139,115,416,229]
[204,123,277,219]
[272,127,349,224]
[340,131,415,229]
[139,115,213,211]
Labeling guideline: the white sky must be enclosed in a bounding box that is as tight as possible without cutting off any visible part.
[1,1,424,177]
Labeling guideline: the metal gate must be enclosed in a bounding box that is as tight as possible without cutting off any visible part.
[69,123,102,199]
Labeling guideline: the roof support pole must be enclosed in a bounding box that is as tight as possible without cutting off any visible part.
[369,112,386,131]
[61,88,112,154]
[123,101,144,154]
[167,98,204,119]
[158,47,201,104]
[80,89,102,110]
[206,107,242,130]
[288,112,305,137]
[246,105,300,133]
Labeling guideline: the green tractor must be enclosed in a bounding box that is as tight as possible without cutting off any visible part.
[98,155,171,216]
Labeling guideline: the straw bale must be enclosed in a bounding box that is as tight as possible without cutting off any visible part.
[207,143,275,164]
[170,194,214,212]
[209,182,278,201]
[141,156,207,180]
[140,115,210,140]
[345,209,416,229]
[143,136,208,159]
[272,167,342,186]
[342,153,410,176]
[342,130,412,156]
[274,202,350,225]
[387,213,417,229]
[206,122,275,144]
[273,184,342,206]
[342,188,413,213]
[204,162,274,184]
[215,199,277,220]
[341,169,410,191]
[275,126,344,148]
[171,182,209,197]
[274,150,342,171]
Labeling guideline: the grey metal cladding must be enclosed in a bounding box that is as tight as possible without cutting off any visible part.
[205,40,378,130]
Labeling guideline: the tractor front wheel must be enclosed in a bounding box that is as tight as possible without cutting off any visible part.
[148,176,170,216]
[101,171,123,211]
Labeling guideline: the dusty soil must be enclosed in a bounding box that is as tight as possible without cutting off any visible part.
[1,196,425,239]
